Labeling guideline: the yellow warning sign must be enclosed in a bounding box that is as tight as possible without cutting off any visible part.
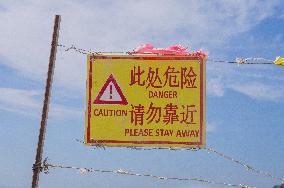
[85,55,206,148]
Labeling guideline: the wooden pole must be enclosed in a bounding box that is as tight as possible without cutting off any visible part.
[31,15,61,188]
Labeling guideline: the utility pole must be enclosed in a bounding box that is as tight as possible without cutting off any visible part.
[31,15,61,188]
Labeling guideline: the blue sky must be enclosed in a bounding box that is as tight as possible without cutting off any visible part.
[0,1,284,188]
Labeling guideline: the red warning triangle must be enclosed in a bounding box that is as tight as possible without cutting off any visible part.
[94,74,128,105]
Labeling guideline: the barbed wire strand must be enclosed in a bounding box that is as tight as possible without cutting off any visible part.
[75,139,284,183]
[57,44,275,64]
[40,158,254,188]
[205,147,284,183]
[58,44,125,55]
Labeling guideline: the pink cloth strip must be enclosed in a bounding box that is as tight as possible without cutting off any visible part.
[131,44,207,58]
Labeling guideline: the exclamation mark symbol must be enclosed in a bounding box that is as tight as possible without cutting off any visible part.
[109,84,113,100]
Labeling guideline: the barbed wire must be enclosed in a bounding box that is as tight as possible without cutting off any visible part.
[57,43,276,65]
[75,139,284,183]
[205,147,284,183]
[207,58,274,64]
[75,139,201,151]
[58,44,91,55]
[39,158,254,188]
[58,44,125,55]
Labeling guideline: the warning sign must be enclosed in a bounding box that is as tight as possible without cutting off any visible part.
[94,74,128,105]
[85,55,206,148]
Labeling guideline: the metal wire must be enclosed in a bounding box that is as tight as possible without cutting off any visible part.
[57,44,275,64]
[205,147,284,183]
[58,44,91,55]
[75,139,200,151]
[58,44,126,55]
[42,159,254,188]
[76,139,284,183]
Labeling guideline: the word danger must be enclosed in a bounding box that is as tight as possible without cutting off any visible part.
[148,90,177,99]
[124,128,199,138]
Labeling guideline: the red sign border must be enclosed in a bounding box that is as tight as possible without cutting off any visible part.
[86,55,205,147]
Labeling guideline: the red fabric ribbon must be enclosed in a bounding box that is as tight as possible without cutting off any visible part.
[131,44,207,58]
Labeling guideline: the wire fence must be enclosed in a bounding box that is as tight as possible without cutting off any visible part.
[36,43,283,188]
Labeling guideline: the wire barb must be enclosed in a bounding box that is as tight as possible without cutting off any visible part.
[32,157,49,174]
[76,139,106,150]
